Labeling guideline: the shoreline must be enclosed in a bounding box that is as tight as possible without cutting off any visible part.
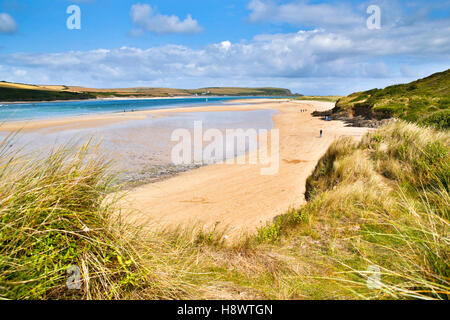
[118,100,370,240]
[0,99,288,132]
[0,95,199,105]
[0,95,296,106]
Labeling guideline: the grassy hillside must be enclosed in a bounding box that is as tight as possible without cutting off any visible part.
[186,87,292,96]
[0,86,96,102]
[1,120,448,300]
[0,81,293,101]
[293,95,342,103]
[333,69,450,129]
[67,86,192,98]
[0,81,63,91]
[256,121,449,299]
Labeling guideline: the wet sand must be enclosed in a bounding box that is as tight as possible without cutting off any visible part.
[0,101,284,133]
[0,103,278,190]
[118,100,369,239]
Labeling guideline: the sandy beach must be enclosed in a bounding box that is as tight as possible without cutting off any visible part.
[115,99,369,238]
[1,99,369,238]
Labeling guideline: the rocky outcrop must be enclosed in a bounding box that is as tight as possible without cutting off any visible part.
[312,110,393,128]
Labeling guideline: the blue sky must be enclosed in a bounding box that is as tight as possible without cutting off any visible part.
[0,0,449,94]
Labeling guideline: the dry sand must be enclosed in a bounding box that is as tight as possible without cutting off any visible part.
[118,100,369,238]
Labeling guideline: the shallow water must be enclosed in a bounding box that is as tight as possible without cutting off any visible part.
[1,109,278,184]
[0,96,285,121]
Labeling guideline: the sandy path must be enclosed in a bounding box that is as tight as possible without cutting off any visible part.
[120,100,369,238]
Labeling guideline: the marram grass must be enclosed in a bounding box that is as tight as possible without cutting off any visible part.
[256,121,449,299]
[0,137,201,300]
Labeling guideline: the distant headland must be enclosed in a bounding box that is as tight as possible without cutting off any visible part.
[0,81,297,103]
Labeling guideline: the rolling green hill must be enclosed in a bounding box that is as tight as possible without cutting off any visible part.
[186,87,293,96]
[0,86,96,102]
[0,81,293,102]
[293,95,342,103]
[333,69,450,129]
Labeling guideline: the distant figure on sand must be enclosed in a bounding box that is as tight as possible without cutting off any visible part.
[320,130,323,138]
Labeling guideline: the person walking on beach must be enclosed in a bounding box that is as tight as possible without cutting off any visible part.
[320,129,323,138]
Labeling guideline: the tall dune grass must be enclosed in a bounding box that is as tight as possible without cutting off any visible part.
[256,121,449,299]
[0,137,142,299]
[0,137,204,299]
[349,187,449,299]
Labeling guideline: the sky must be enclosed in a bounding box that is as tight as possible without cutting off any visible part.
[0,0,449,95]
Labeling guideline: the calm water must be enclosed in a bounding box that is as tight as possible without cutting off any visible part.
[0,97,281,183]
[0,96,286,121]
[1,109,278,183]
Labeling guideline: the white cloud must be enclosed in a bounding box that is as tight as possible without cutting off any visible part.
[247,0,450,32]
[13,69,27,76]
[0,10,449,95]
[219,41,232,51]
[130,3,202,35]
[0,13,17,34]
[247,0,363,28]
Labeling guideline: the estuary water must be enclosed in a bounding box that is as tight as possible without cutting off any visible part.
[0,97,280,185]
[0,96,284,121]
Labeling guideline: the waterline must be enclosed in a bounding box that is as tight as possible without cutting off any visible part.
[0,96,289,121]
